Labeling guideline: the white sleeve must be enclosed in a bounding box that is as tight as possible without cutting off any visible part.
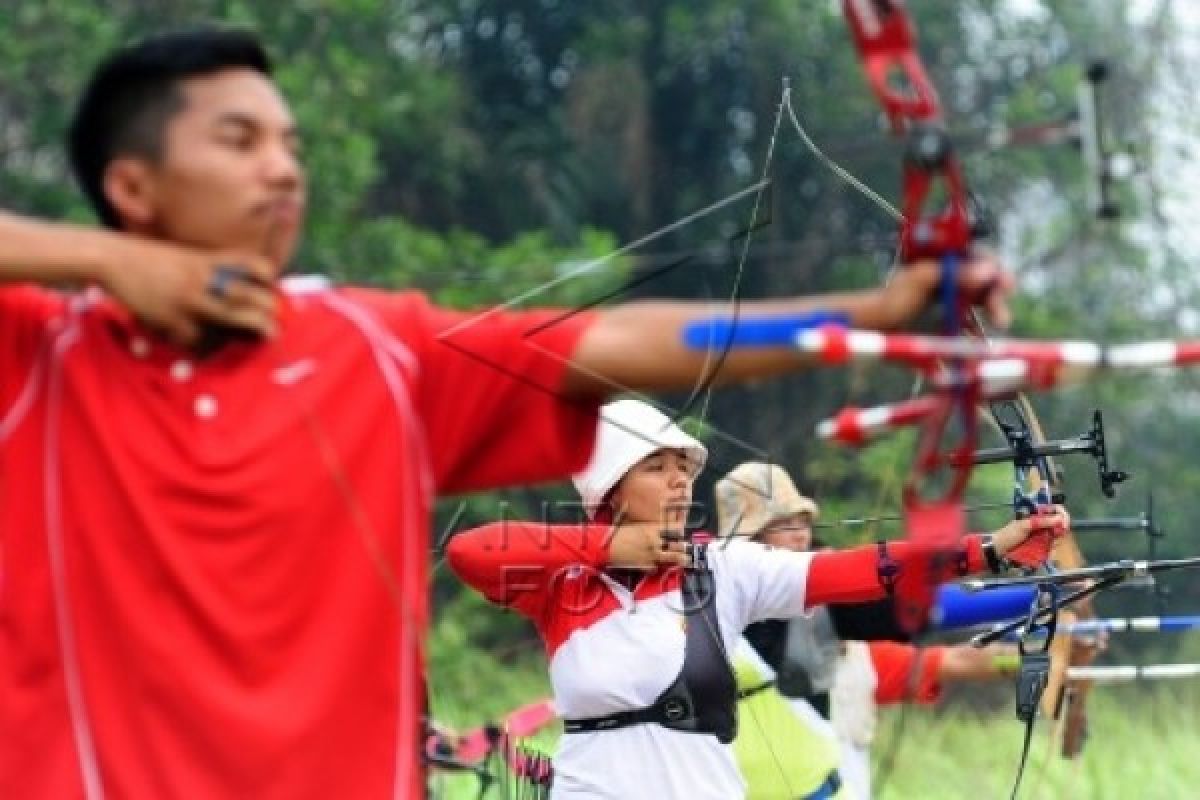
[709,539,813,629]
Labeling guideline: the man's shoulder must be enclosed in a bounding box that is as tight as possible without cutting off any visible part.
[306,280,434,319]
[284,277,440,335]
[0,284,70,327]
[283,275,429,302]
[280,274,335,296]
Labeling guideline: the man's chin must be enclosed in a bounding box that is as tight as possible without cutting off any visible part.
[255,219,301,276]
[264,243,298,277]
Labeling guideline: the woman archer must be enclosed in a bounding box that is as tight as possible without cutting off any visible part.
[446,399,1065,800]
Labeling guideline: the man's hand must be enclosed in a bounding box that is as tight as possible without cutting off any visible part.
[97,236,279,347]
[991,506,1071,568]
[876,251,1015,331]
[606,523,691,570]
[940,643,1020,681]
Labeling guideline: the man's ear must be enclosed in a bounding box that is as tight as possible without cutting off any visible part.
[102,157,158,229]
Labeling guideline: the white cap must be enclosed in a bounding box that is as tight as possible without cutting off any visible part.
[572,399,708,517]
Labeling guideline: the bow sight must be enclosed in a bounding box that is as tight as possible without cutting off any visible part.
[972,408,1130,504]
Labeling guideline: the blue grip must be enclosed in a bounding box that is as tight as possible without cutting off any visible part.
[931,584,1038,630]
[939,252,961,336]
[681,311,850,350]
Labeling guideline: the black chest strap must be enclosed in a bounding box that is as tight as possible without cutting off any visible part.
[563,543,738,743]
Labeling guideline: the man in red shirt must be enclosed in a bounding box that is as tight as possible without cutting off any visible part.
[0,27,1014,800]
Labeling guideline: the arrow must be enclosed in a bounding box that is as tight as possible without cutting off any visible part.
[967,557,1200,647]
[1068,663,1200,682]
[1061,615,1200,634]
[989,615,1200,639]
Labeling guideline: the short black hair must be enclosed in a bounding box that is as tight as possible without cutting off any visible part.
[68,27,272,228]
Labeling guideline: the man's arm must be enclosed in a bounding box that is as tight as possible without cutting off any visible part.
[563,255,1012,396]
[0,211,277,344]
[0,210,127,286]
[937,643,1019,682]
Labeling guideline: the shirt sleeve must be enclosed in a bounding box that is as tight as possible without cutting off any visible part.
[355,290,602,495]
[714,536,987,631]
[710,539,814,625]
[806,535,987,606]
[869,641,945,706]
[446,520,611,621]
[0,285,62,430]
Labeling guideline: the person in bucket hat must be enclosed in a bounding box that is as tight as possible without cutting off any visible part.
[716,461,821,548]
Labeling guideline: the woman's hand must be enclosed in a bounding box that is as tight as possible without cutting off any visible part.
[990,505,1071,568]
[606,523,691,570]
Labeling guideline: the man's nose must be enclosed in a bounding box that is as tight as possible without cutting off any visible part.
[262,140,302,188]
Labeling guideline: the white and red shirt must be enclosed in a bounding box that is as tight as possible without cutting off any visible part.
[448,523,814,799]
[448,525,987,799]
[0,279,600,800]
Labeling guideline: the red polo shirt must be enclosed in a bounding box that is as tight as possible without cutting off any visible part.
[0,279,599,800]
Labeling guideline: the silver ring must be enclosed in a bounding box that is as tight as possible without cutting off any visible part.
[207,265,247,301]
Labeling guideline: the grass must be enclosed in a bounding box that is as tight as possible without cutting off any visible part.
[428,641,1200,799]
[429,593,1200,799]
[875,682,1200,800]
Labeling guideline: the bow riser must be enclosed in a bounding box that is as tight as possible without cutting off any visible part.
[843,0,943,126]
[900,137,973,260]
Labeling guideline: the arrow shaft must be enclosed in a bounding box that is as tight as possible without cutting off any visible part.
[970,438,1096,466]
[994,615,1200,639]
[1062,615,1200,634]
[1072,517,1148,532]
[1068,664,1200,682]
[964,556,1200,592]
[814,500,1014,529]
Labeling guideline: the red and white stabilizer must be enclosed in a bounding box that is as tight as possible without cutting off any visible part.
[807,330,1200,446]
[816,361,1028,445]
[798,326,1100,372]
[798,326,1200,376]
